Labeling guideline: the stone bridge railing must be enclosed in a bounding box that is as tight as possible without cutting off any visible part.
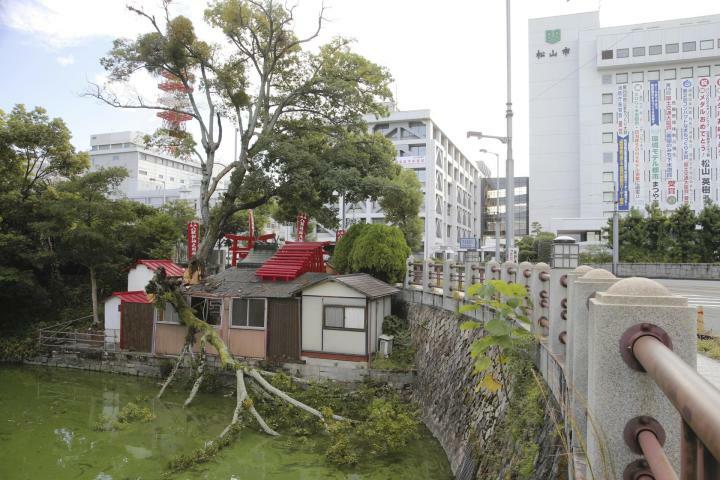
[403,259,720,480]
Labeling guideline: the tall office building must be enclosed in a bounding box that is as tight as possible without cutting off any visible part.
[354,108,491,259]
[481,176,529,250]
[89,131,227,214]
[529,12,720,241]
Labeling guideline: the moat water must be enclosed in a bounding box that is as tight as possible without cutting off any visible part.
[0,365,451,479]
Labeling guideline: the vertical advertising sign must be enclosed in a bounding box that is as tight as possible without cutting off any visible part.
[336,229,346,242]
[680,79,694,207]
[662,81,678,208]
[649,80,661,204]
[698,77,712,207]
[617,84,630,211]
[716,76,720,203]
[187,222,200,259]
[296,212,308,242]
[631,83,645,206]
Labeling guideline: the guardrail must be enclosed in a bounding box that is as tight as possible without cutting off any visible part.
[623,331,720,479]
[38,328,120,353]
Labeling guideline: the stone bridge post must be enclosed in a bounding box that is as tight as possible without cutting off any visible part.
[517,261,533,292]
[567,268,618,453]
[549,265,573,357]
[486,260,500,281]
[564,265,593,397]
[501,261,518,285]
[586,277,694,478]
[531,262,550,337]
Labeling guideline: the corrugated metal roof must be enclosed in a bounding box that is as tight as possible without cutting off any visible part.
[292,273,399,298]
[185,269,330,298]
[112,291,151,303]
[136,259,185,277]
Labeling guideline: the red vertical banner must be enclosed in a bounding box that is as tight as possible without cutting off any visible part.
[296,213,308,242]
[336,229,346,242]
[187,222,199,259]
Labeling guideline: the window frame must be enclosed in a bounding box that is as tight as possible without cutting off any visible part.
[322,305,366,332]
[190,296,222,326]
[666,43,679,54]
[157,301,182,324]
[230,297,267,330]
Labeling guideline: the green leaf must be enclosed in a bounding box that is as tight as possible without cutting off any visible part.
[484,318,512,337]
[479,374,503,393]
[472,356,492,374]
[459,320,481,331]
[469,336,496,358]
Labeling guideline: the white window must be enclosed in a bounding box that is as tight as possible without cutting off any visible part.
[649,45,662,55]
[112,155,120,161]
[602,113,613,124]
[602,132,614,143]
[682,41,696,52]
[602,93,613,104]
[664,69,676,80]
[602,74,612,85]
[616,73,628,84]
[700,40,714,50]
[139,170,148,175]
[680,67,693,78]
[617,48,629,58]
[697,66,711,77]
[603,172,614,182]
[647,70,660,81]
[632,46,646,57]
[632,72,644,82]
[324,306,365,330]
[666,43,679,54]
[231,298,266,328]
[603,152,614,164]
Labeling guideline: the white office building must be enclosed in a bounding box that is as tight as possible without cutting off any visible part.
[89,131,227,214]
[529,12,720,241]
[348,109,490,259]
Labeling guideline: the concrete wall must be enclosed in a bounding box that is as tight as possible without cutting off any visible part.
[593,262,720,279]
[127,265,153,292]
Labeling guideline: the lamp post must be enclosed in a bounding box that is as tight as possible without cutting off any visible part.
[480,149,501,261]
[467,0,514,261]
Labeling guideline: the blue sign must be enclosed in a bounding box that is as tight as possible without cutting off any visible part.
[617,135,630,211]
[459,238,478,250]
[649,80,659,126]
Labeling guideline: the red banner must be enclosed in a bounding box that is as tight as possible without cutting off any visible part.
[187,222,199,259]
[336,229,346,242]
[296,213,308,242]
[247,209,255,249]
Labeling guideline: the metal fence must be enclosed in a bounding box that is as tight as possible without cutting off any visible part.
[38,316,120,354]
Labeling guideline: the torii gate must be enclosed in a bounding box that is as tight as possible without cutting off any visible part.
[224,210,276,266]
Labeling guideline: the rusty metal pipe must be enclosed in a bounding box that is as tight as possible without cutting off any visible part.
[539,290,549,299]
[523,269,532,278]
[561,298,567,308]
[633,335,720,462]
[538,316,549,328]
[539,271,549,281]
[638,429,678,480]
[559,331,567,345]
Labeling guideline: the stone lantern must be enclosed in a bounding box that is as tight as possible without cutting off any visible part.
[552,235,579,269]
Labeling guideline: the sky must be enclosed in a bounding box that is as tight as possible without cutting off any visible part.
[1,0,719,177]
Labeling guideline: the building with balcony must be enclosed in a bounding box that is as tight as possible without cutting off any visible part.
[349,108,491,259]
[529,12,720,242]
[480,176,529,251]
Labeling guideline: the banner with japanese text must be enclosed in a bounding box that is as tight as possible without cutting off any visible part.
[617,84,629,210]
[679,79,694,207]
[662,80,678,208]
[187,222,200,260]
[698,77,712,206]
[649,80,661,205]
[631,83,645,207]
[716,76,720,203]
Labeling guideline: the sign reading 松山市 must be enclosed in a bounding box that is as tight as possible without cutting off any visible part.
[698,77,711,206]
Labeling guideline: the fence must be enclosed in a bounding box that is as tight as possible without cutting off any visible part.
[38,316,120,353]
[403,259,719,479]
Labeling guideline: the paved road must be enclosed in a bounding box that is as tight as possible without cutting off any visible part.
[655,279,720,335]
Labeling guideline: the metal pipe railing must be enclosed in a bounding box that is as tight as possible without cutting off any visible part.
[632,335,720,471]
[637,429,678,480]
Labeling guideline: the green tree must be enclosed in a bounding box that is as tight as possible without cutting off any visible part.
[348,224,410,284]
[666,204,700,262]
[331,223,369,274]
[88,0,396,273]
[697,201,720,262]
[530,221,542,237]
[516,236,536,262]
[532,232,555,264]
[379,167,424,251]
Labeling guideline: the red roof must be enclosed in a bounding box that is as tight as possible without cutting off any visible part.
[135,259,185,277]
[255,242,328,281]
[112,291,151,304]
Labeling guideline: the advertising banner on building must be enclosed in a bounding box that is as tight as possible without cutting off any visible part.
[187,222,200,259]
[631,83,645,206]
[698,77,712,206]
[662,81,678,208]
[680,79,694,207]
[716,76,720,203]
[617,84,629,211]
[649,80,661,204]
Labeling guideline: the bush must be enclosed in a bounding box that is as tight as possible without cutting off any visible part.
[382,314,406,337]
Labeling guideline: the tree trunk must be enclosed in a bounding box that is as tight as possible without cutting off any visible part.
[90,266,99,326]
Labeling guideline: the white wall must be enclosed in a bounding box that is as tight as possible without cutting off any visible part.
[104,296,121,344]
[127,265,153,292]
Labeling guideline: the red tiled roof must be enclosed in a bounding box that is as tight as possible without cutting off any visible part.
[135,259,185,277]
[255,242,328,281]
[112,291,151,303]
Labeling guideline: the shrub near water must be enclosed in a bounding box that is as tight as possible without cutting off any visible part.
[94,401,156,431]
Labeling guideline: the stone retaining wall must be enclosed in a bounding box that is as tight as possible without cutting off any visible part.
[407,301,563,480]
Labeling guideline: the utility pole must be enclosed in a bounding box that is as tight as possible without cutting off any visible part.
[504,0,515,261]
[612,182,619,275]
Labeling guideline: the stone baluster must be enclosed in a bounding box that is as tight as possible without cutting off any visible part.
[531,262,550,337]
[568,268,618,453]
[518,261,533,291]
[443,260,452,299]
[564,265,593,389]
[501,261,518,285]
[486,260,501,281]
[586,278,694,478]
[549,265,572,356]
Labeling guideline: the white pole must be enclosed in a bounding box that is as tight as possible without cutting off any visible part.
[505,0,515,260]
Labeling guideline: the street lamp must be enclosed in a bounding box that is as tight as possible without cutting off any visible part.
[479,149,501,262]
[466,0,514,262]
[552,235,579,269]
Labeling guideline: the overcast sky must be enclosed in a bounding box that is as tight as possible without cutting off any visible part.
[1,0,718,177]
